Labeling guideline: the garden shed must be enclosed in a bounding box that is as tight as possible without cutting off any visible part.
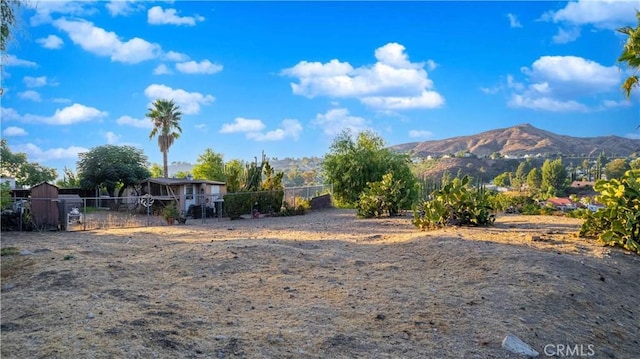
[30,182,59,230]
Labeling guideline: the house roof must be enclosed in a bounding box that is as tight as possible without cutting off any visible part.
[546,197,575,206]
[141,177,225,186]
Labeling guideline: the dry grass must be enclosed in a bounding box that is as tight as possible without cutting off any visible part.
[1,208,639,358]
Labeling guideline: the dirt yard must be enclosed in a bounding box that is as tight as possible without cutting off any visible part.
[1,209,638,358]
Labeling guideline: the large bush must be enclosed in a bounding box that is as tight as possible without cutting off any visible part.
[579,170,640,254]
[413,176,494,230]
[357,172,414,218]
[223,190,284,220]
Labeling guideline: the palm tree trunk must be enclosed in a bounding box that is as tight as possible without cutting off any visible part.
[163,150,169,178]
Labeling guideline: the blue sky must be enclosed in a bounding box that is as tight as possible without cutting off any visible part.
[1,0,639,177]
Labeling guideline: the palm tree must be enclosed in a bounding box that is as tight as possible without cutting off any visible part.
[146,99,183,178]
[618,11,640,99]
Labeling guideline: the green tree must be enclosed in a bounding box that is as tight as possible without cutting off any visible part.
[630,158,640,170]
[192,148,225,181]
[55,167,80,188]
[173,171,189,179]
[604,158,631,180]
[526,167,542,195]
[0,139,57,187]
[541,158,568,197]
[146,99,183,178]
[493,172,511,188]
[77,145,150,201]
[513,160,533,190]
[261,160,284,191]
[224,159,244,193]
[323,129,416,206]
[618,11,640,98]
[149,163,163,178]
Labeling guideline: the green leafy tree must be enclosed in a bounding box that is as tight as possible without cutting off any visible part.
[526,167,542,196]
[55,167,80,188]
[0,139,57,187]
[630,158,640,170]
[149,163,163,178]
[513,160,533,190]
[173,171,189,179]
[146,99,183,178]
[493,172,511,187]
[541,158,567,197]
[618,11,640,98]
[77,145,150,201]
[224,159,244,193]
[323,129,417,206]
[192,148,226,181]
[604,158,631,180]
[261,161,284,191]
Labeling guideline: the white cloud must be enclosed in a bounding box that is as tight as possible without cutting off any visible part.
[507,13,522,28]
[12,143,89,162]
[153,64,172,75]
[2,54,37,67]
[147,6,204,26]
[508,95,589,112]
[163,51,189,62]
[116,115,153,129]
[246,119,303,141]
[29,1,98,26]
[106,0,143,17]
[4,104,108,125]
[175,60,223,74]
[602,99,633,108]
[18,90,42,102]
[105,131,121,144]
[361,91,444,110]
[36,35,64,49]
[23,76,50,88]
[507,55,621,112]
[282,42,444,110]
[53,19,162,64]
[312,108,370,137]
[552,27,581,44]
[144,84,215,115]
[219,118,266,133]
[408,130,433,139]
[2,126,28,136]
[542,0,640,30]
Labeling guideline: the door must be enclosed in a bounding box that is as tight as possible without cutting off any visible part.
[184,185,196,210]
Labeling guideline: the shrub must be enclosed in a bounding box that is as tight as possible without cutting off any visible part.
[579,170,640,255]
[357,173,413,218]
[223,190,284,220]
[412,175,495,230]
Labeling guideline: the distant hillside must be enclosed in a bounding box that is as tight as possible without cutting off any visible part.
[391,123,640,158]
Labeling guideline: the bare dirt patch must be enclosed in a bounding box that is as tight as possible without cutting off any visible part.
[1,209,639,358]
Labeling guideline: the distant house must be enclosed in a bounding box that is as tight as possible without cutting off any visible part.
[546,197,578,211]
[571,181,596,188]
[587,203,606,212]
[140,177,226,213]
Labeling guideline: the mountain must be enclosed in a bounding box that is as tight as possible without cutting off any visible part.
[391,123,640,158]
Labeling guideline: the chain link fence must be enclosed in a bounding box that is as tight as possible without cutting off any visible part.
[283,184,333,208]
[1,185,333,231]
